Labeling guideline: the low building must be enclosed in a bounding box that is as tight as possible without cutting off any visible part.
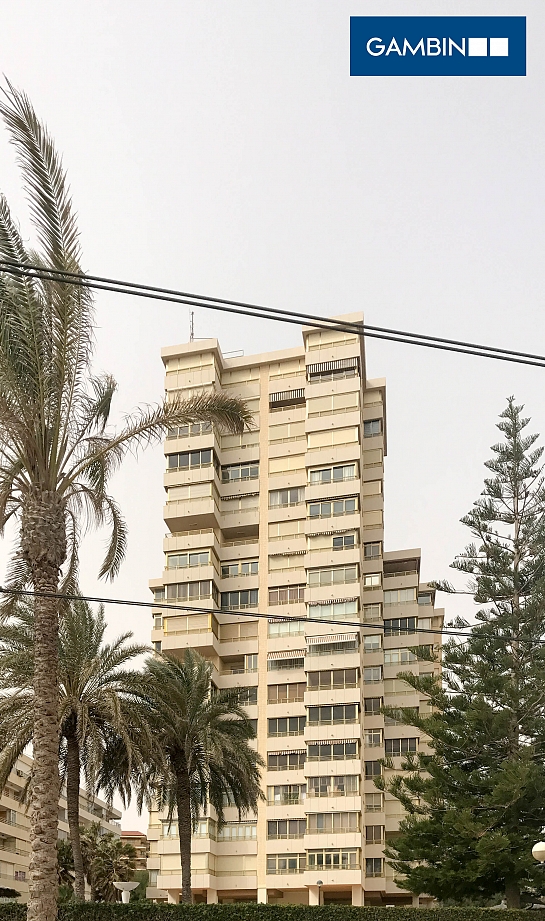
[121,831,149,870]
[0,753,121,903]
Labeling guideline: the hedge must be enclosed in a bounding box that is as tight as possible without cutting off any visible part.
[1,908,545,921]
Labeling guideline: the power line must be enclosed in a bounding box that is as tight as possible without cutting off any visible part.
[0,585,476,639]
[1,259,545,369]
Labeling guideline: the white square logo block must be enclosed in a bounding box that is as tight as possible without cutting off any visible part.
[468,37,488,56]
[490,37,509,56]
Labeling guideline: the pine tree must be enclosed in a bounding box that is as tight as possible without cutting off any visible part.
[379,398,545,908]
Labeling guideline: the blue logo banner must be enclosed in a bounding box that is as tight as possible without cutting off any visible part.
[350,17,526,77]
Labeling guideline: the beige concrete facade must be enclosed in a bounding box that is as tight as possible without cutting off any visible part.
[0,753,121,903]
[146,317,443,906]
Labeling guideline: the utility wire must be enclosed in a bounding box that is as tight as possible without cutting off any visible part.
[1,259,545,369]
[0,585,476,639]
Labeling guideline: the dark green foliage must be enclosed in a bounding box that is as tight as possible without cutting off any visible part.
[1,906,545,920]
[380,399,545,908]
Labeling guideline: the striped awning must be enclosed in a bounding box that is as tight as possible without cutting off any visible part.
[307,357,359,375]
[271,749,306,757]
[307,598,359,607]
[221,491,259,501]
[306,633,358,645]
[269,388,305,403]
[267,649,305,659]
[268,549,306,558]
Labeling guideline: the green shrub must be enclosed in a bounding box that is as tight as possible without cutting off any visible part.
[1,908,545,921]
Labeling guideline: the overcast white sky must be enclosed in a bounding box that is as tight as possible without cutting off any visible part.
[0,0,543,827]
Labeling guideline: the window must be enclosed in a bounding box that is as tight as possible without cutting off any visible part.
[266,853,306,874]
[269,421,306,444]
[267,819,306,839]
[308,565,358,586]
[167,482,213,502]
[306,357,360,382]
[14,870,26,881]
[268,683,305,704]
[307,775,359,797]
[308,599,359,621]
[194,818,217,839]
[363,420,382,437]
[384,648,418,665]
[306,638,358,657]
[167,448,214,470]
[153,614,163,629]
[267,751,306,771]
[307,427,359,449]
[365,730,383,747]
[221,461,259,482]
[267,656,305,672]
[269,487,304,508]
[307,740,358,762]
[364,697,382,714]
[385,738,418,756]
[418,592,433,605]
[308,496,358,519]
[384,616,417,636]
[166,581,218,602]
[167,551,210,569]
[366,857,384,877]
[307,704,358,725]
[220,589,258,610]
[363,635,381,652]
[307,849,360,870]
[269,552,306,572]
[236,687,258,706]
[307,391,360,417]
[365,793,384,813]
[307,813,359,834]
[161,822,178,837]
[153,641,162,653]
[269,519,305,541]
[218,822,257,841]
[269,454,306,476]
[267,784,306,805]
[309,464,357,485]
[364,542,382,559]
[221,560,258,577]
[363,603,382,622]
[268,585,305,606]
[364,666,383,684]
[268,619,306,638]
[332,533,356,550]
[366,825,384,844]
[363,573,381,589]
[384,588,417,605]
[268,716,306,737]
[307,668,358,690]
[364,761,382,778]
[168,420,212,439]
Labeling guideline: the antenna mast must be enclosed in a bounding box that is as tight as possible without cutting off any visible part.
[189,310,194,342]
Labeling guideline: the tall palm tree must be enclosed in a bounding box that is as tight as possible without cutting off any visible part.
[141,648,264,903]
[0,600,152,901]
[81,824,136,903]
[0,83,252,921]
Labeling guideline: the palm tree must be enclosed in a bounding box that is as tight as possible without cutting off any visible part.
[0,84,253,921]
[0,600,152,901]
[141,648,264,903]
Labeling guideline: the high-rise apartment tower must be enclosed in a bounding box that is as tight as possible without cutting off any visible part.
[146,316,443,906]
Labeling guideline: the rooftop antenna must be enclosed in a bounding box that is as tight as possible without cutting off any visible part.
[189,309,195,342]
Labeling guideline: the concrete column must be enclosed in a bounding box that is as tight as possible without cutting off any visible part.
[167,890,179,904]
[207,890,218,904]
[352,885,364,906]
[412,895,420,908]
[257,888,268,904]
[308,886,320,906]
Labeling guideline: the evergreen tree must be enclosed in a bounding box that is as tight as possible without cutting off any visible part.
[379,398,545,908]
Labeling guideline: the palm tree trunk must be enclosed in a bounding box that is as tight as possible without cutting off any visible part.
[505,878,521,908]
[66,728,85,900]
[21,490,66,921]
[175,762,193,904]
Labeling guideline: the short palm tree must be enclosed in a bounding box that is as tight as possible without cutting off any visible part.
[81,824,136,903]
[0,600,152,901]
[0,83,252,921]
[141,649,264,903]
